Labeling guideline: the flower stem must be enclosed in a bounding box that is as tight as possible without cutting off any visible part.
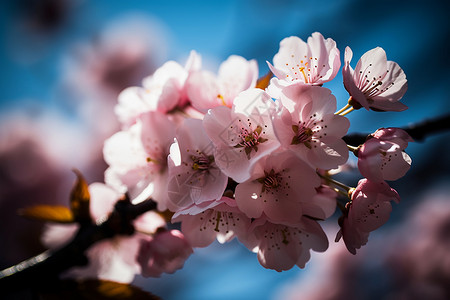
[335,103,351,115]
[333,187,350,199]
[339,107,355,116]
[317,172,352,193]
[347,144,360,156]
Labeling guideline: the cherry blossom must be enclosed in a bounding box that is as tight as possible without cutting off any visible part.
[239,216,328,271]
[358,128,413,182]
[42,182,167,283]
[173,197,251,247]
[30,32,417,277]
[343,46,408,111]
[186,55,258,112]
[103,111,176,210]
[137,229,193,277]
[234,151,320,224]
[335,179,400,254]
[167,118,228,211]
[272,85,350,169]
[115,50,201,127]
[203,88,280,182]
[267,32,340,92]
[310,185,338,220]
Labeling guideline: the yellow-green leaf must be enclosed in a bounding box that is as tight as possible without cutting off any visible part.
[19,205,74,223]
[70,169,91,223]
[255,71,273,90]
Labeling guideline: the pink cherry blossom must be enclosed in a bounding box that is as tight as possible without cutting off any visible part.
[173,197,251,247]
[358,128,413,182]
[335,179,400,254]
[268,32,340,90]
[115,50,201,127]
[309,185,338,220]
[343,46,408,111]
[167,118,228,211]
[137,229,192,277]
[42,182,167,283]
[272,85,350,169]
[103,111,176,210]
[186,55,258,113]
[234,151,320,224]
[238,216,328,271]
[203,88,281,182]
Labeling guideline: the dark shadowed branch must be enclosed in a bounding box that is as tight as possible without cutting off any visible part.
[0,198,157,294]
[343,114,450,146]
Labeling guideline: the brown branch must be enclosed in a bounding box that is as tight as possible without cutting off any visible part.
[343,114,450,146]
[0,198,157,294]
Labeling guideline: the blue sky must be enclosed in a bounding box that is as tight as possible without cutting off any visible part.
[1,1,450,299]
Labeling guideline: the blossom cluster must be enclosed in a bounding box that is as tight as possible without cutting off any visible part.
[100,32,412,273]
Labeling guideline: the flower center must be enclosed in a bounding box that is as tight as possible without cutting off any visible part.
[362,80,383,98]
[191,154,214,171]
[284,55,326,83]
[234,125,268,158]
[257,169,283,193]
[291,124,313,147]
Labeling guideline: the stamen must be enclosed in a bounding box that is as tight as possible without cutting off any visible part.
[217,94,227,106]
[281,228,289,245]
[146,157,160,164]
[299,67,309,83]
[291,124,313,146]
[363,80,383,97]
[214,212,221,232]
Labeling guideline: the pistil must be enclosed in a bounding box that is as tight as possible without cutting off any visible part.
[235,125,268,158]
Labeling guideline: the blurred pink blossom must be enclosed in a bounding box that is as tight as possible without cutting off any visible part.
[41,182,168,283]
[137,229,192,277]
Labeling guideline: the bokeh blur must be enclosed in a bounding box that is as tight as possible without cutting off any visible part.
[1,0,449,299]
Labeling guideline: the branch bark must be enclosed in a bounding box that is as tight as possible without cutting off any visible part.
[343,114,450,146]
[0,198,157,294]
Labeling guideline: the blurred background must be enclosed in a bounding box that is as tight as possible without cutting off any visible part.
[1,0,449,299]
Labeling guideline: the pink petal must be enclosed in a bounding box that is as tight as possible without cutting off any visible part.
[307,137,349,170]
[203,105,235,147]
[218,55,258,103]
[380,151,412,181]
[186,71,221,112]
[89,183,121,222]
[235,180,265,219]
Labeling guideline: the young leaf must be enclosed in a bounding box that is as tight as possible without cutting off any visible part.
[70,169,91,223]
[255,71,273,90]
[19,205,74,223]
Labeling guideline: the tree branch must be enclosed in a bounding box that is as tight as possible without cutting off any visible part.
[1,114,449,294]
[0,198,157,294]
[343,114,450,146]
